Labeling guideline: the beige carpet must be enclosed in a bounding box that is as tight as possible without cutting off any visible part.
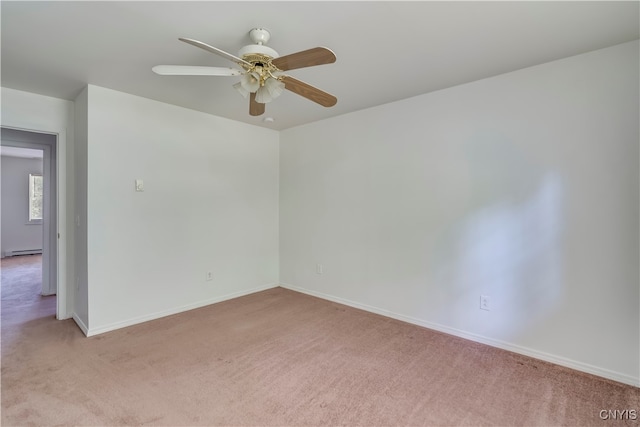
[1,255,638,426]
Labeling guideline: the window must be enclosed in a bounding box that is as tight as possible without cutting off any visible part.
[28,173,43,223]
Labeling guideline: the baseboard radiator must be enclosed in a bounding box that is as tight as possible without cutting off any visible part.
[3,249,43,258]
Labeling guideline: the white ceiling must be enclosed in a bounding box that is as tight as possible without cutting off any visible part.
[2,1,638,131]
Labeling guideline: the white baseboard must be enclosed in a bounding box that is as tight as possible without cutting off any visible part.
[279,282,639,388]
[72,313,89,336]
[85,283,279,337]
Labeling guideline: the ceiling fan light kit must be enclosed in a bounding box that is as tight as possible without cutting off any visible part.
[153,28,337,116]
[255,76,286,104]
[240,71,261,93]
[232,81,250,99]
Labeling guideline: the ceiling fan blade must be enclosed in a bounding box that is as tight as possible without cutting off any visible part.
[282,76,337,107]
[272,47,336,71]
[249,92,265,116]
[152,65,242,76]
[179,38,251,68]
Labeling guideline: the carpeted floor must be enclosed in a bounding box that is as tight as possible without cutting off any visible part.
[1,254,55,326]
[1,255,638,426]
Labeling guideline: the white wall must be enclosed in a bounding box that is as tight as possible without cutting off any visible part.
[1,156,44,256]
[1,87,74,319]
[83,85,279,335]
[280,40,640,386]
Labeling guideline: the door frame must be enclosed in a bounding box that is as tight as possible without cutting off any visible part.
[1,126,66,319]
[1,130,56,297]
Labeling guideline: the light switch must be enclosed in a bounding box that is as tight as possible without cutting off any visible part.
[135,179,144,192]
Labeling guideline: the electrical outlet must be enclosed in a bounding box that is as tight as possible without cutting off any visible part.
[206,271,213,281]
[316,264,324,274]
[480,295,490,311]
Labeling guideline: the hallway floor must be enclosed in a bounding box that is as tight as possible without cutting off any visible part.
[1,254,55,327]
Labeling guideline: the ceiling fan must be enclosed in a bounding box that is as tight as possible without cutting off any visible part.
[152,28,337,116]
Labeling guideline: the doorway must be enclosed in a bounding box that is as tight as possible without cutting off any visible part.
[1,254,56,323]
[1,128,57,305]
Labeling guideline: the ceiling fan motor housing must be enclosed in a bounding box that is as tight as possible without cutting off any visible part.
[238,44,279,61]
[238,28,279,60]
